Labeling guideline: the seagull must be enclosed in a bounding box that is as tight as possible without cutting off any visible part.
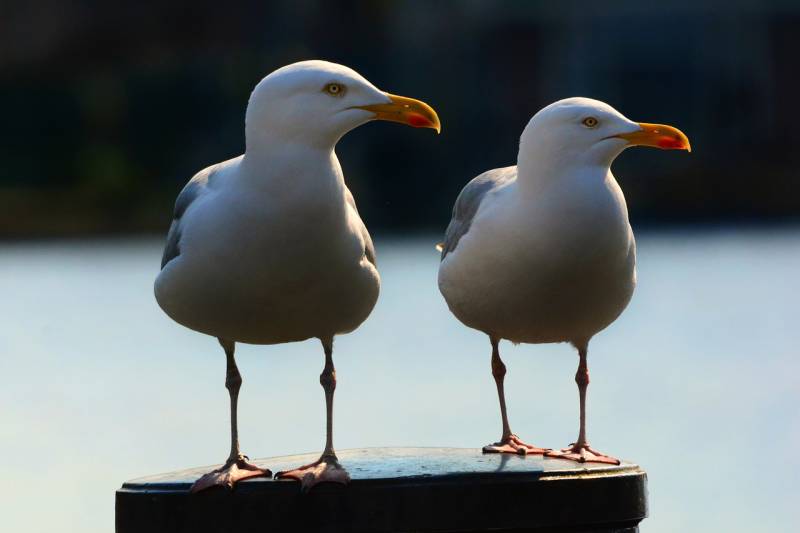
[438,97,689,463]
[155,60,440,492]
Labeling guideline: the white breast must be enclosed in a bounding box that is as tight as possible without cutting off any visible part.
[439,170,636,346]
[155,153,380,345]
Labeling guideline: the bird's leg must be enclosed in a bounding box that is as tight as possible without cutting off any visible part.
[546,346,619,464]
[483,337,548,456]
[190,339,271,492]
[276,337,350,492]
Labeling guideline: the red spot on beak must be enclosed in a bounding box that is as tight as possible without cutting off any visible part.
[407,112,431,128]
[657,136,686,149]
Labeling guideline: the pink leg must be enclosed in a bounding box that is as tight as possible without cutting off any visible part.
[546,345,619,465]
[191,340,272,492]
[483,337,548,456]
[276,337,350,492]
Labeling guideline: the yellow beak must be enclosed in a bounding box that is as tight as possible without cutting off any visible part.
[614,122,691,152]
[354,93,441,133]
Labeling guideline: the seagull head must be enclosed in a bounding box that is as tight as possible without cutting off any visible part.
[245,60,440,150]
[519,97,690,172]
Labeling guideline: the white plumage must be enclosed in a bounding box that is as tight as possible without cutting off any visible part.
[154,148,380,345]
[438,97,689,461]
[155,60,439,491]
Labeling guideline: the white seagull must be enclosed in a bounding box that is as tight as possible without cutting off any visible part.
[438,98,689,463]
[155,60,440,491]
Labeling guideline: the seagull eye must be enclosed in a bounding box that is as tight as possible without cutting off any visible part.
[324,83,345,96]
[582,117,599,128]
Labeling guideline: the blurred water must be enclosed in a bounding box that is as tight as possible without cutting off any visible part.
[0,228,798,532]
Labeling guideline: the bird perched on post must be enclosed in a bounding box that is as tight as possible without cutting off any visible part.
[155,60,440,491]
[438,98,689,462]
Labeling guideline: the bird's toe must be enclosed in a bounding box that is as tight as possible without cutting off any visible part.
[545,443,620,465]
[275,455,350,493]
[190,455,272,493]
[483,435,548,455]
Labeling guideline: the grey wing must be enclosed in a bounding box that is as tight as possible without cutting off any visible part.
[160,166,216,268]
[345,187,377,267]
[440,166,516,260]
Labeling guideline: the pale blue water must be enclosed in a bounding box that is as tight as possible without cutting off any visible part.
[1,228,798,532]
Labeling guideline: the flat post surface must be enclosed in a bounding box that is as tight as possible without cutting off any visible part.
[116,447,647,533]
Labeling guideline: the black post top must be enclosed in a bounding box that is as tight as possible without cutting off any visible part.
[116,447,647,533]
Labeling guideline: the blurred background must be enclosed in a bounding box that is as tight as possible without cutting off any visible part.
[2,0,799,236]
[1,1,798,532]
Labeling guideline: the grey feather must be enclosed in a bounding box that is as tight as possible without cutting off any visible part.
[161,220,183,269]
[440,166,516,260]
[345,187,377,267]
[160,166,217,268]
[363,231,377,267]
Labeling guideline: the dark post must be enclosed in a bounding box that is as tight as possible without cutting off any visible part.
[116,448,647,532]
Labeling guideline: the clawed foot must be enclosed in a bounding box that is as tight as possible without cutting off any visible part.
[190,454,272,493]
[483,434,549,455]
[545,442,620,464]
[275,453,350,492]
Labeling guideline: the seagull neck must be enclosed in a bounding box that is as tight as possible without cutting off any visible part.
[245,117,342,155]
[240,142,344,196]
[244,139,335,163]
[517,148,611,193]
[243,117,339,169]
